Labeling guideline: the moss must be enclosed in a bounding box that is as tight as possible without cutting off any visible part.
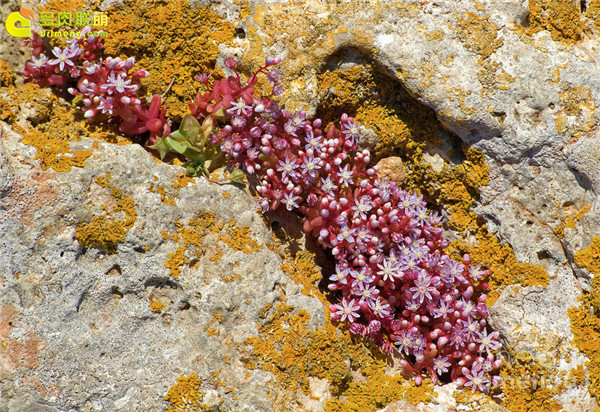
[569,237,600,400]
[526,0,584,43]
[75,174,137,254]
[104,0,236,120]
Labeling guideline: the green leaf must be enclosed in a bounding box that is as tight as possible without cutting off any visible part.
[169,129,187,141]
[149,137,171,160]
[180,114,201,144]
[184,155,208,177]
[165,135,191,154]
[229,168,247,184]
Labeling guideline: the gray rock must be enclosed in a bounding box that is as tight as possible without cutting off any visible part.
[0,121,325,411]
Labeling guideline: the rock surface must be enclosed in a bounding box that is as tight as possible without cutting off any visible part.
[0,119,327,411]
[1,0,600,411]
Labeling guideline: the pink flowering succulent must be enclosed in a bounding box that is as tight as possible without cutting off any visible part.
[21,26,502,390]
[22,26,169,142]
[187,58,503,391]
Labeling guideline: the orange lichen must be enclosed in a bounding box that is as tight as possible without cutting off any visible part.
[554,204,591,238]
[494,349,565,411]
[453,12,504,60]
[318,65,376,120]
[173,173,195,191]
[0,83,94,171]
[163,211,220,277]
[569,237,600,399]
[219,273,242,282]
[165,373,205,412]
[280,250,323,301]
[0,60,15,87]
[555,86,596,139]
[104,0,236,120]
[450,230,549,306]
[218,221,262,254]
[526,0,584,43]
[245,301,435,412]
[149,295,166,313]
[209,247,223,262]
[149,184,177,206]
[75,175,138,254]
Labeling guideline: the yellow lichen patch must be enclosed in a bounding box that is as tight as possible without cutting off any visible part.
[526,0,584,43]
[450,230,549,306]
[1,83,94,172]
[569,237,600,399]
[218,220,262,254]
[494,348,565,411]
[244,301,435,412]
[23,127,93,172]
[554,204,591,238]
[356,105,419,160]
[219,273,242,282]
[244,0,416,103]
[585,0,600,31]
[173,173,195,191]
[452,12,504,60]
[569,364,587,388]
[95,174,112,188]
[556,86,597,139]
[575,237,600,275]
[318,65,375,119]
[149,184,177,206]
[0,60,15,87]
[75,174,137,254]
[162,211,221,277]
[165,373,205,412]
[209,247,223,262]
[280,250,323,300]
[75,215,127,254]
[149,294,166,313]
[397,142,547,306]
[104,0,236,120]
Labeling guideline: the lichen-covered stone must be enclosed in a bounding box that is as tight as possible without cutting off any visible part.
[0,120,324,410]
[3,0,600,410]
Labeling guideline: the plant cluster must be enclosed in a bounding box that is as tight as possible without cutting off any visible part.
[23,27,169,143]
[22,26,501,391]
